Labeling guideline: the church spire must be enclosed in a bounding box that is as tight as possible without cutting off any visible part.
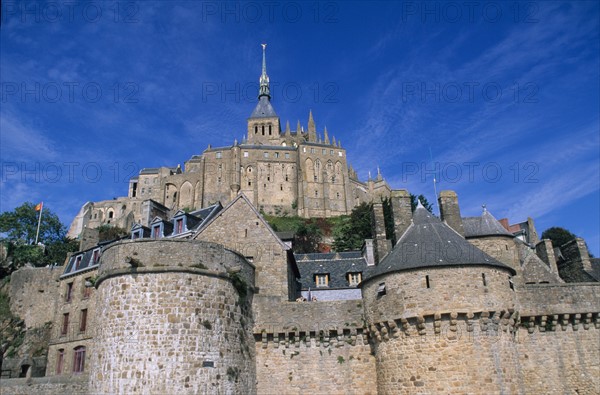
[258,43,270,99]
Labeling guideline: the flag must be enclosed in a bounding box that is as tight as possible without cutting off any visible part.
[35,202,43,211]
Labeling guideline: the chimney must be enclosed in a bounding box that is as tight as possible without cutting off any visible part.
[362,239,375,266]
[438,190,464,237]
[390,189,412,244]
[535,239,559,274]
[371,202,391,264]
[526,217,539,245]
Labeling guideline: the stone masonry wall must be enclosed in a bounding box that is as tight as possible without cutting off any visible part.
[196,196,290,299]
[362,266,517,324]
[89,239,256,395]
[516,325,600,394]
[9,267,61,329]
[0,375,88,395]
[253,298,376,394]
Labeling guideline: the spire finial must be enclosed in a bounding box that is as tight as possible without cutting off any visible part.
[258,43,270,100]
[482,204,487,212]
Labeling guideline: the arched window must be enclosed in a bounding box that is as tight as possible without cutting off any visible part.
[73,346,86,373]
[56,349,65,374]
[255,125,258,134]
[269,124,272,135]
[107,210,114,219]
[262,125,265,135]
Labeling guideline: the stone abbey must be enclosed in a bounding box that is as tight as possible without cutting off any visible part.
[1,47,599,395]
[67,45,391,238]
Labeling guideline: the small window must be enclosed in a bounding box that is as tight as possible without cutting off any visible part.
[248,181,252,187]
[315,190,318,197]
[262,125,265,135]
[83,278,92,298]
[482,273,487,286]
[269,125,272,135]
[330,150,334,155]
[152,225,161,239]
[244,151,249,157]
[56,349,65,374]
[108,210,114,219]
[322,149,326,155]
[263,152,269,158]
[336,192,340,199]
[377,283,386,296]
[280,185,283,191]
[175,218,184,234]
[216,151,222,159]
[348,272,362,286]
[275,152,279,158]
[314,176,318,182]
[217,177,222,183]
[61,313,69,336]
[285,153,290,159]
[509,277,514,290]
[311,148,315,154]
[74,256,82,270]
[254,126,258,134]
[91,249,100,264]
[79,309,88,333]
[315,274,329,287]
[285,175,289,182]
[66,282,73,302]
[425,275,431,289]
[303,147,306,153]
[73,346,86,374]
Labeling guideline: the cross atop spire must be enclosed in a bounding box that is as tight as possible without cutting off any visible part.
[259,43,270,99]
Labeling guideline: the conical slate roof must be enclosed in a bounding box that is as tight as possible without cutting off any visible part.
[250,96,277,118]
[463,208,514,238]
[365,205,515,281]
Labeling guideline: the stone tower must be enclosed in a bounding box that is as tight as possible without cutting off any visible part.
[247,44,281,146]
[88,239,256,394]
[361,203,521,394]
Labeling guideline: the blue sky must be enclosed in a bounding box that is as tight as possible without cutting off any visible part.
[1,1,599,255]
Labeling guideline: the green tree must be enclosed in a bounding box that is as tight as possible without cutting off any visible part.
[541,227,577,249]
[294,221,322,253]
[332,202,373,251]
[0,202,64,244]
[96,225,129,242]
[0,202,79,277]
[410,194,433,213]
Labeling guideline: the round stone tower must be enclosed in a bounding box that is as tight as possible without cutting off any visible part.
[89,239,256,395]
[361,204,521,394]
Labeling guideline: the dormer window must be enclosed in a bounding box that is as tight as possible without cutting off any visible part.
[74,256,82,270]
[348,272,362,286]
[91,249,101,265]
[175,218,184,234]
[152,224,162,239]
[315,274,329,287]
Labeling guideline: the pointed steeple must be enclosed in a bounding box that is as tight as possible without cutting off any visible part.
[285,121,291,136]
[308,110,316,142]
[332,136,337,146]
[259,43,270,99]
[296,120,301,133]
[324,126,330,144]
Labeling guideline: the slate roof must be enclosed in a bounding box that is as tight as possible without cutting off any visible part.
[463,209,514,238]
[295,251,368,289]
[250,96,277,118]
[62,241,114,278]
[589,258,600,282]
[366,204,515,281]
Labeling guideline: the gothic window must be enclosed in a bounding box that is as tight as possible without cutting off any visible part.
[73,346,86,374]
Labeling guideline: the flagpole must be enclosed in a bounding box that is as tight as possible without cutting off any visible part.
[34,203,43,245]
